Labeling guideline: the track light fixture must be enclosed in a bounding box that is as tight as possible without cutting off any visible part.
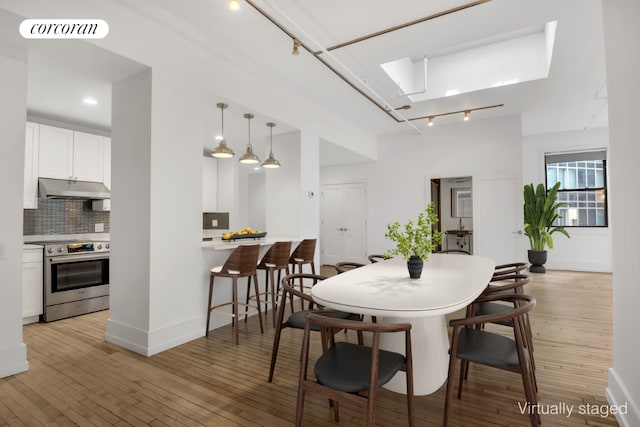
[292,38,301,56]
[240,113,260,164]
[409,103,504,126]
[262,122,281,169]
[211,103,234,159]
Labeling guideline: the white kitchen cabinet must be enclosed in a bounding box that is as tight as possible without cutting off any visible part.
[22,246,43,324]
[38,124,105,183]
[24,122,40,209]
[72,131,105,183]
[38,124,74,180]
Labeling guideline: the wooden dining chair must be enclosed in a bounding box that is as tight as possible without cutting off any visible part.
[268,273,362,382]
[206,244,263,345]
[444,294,539,427]
[296,312,414,427]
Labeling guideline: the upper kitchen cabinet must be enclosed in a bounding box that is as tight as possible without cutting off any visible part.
[24,122,40,209]
[38,124,105,183]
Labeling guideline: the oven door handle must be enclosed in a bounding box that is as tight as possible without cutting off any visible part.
[47,254,109,264]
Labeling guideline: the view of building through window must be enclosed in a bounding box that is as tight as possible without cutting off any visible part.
[545,150,608,227]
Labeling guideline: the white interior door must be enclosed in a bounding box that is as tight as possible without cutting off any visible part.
[321,183,367,265]
[475,176,525,264]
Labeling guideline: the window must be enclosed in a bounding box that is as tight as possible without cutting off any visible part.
[545,150,608,227]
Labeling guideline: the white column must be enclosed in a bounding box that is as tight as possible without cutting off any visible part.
[0,47,29,378]
[603,1,640,426]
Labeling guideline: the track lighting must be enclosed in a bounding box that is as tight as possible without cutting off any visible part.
[292,38,300,56]
[211,103,234,159]
[464,111,470,121]
[262,122,281,169]
[427,117,434,127]
[240,113,260,164]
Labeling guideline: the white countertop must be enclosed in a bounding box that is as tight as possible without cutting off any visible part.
[202,236,301,250]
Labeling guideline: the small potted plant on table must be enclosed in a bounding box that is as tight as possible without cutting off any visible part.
[523,182,570,273]
[385,202,442,279]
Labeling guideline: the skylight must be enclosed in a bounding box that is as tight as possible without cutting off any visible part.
[380,21,557,102]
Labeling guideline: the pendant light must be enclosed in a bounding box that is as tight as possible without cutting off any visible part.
[239,113,260,164]
[262,122,281,169]
[211,103,234,159]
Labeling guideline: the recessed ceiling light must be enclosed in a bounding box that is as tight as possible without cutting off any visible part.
[82,97,98,106]
[228,0,240,11]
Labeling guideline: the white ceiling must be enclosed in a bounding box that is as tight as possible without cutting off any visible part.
[6,0,609,165]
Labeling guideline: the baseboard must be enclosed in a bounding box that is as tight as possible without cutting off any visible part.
[544,261,612,272]
[607,368,640,427]
[0,343,28,378]
[105,315,204,357]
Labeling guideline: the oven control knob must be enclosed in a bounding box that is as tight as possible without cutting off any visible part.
[47,248,52,254]
[57,247,63,253]
[97,244,102,250]
[106,243,110,249]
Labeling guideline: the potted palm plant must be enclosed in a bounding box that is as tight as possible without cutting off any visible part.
[385,202,442,279]
[523,182,570,273]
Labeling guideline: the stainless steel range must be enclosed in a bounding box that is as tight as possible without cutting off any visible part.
[42,240,110,322]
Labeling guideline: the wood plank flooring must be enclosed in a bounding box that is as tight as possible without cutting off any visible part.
[1,268,617,426]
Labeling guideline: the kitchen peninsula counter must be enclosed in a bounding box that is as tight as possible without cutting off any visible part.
[202,236,301,250]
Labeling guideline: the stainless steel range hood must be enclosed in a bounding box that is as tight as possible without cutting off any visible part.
[38,178,111,200]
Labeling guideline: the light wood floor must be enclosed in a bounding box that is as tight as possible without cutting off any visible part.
[2,268,617,426]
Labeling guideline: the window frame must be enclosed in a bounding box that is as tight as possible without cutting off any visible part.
[544,150,609,228]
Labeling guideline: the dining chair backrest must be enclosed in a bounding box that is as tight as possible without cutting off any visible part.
[334,261,365,274]
[367,254,385,263]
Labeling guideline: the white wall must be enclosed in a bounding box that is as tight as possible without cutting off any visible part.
[321,115,523,261]
[0,47,29,378]
[248,172,266,232]
[523,128,612,272]
[603,1,640,426]
[265,131,302,236]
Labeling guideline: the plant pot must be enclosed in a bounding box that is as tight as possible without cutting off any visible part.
[527,250,547,273]
[407,256,424,279]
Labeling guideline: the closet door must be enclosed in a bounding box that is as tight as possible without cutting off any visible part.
[320,183,367,265]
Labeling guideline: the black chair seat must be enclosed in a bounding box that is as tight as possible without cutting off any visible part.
[287,309,355,330]
[455,327,522,368]
[314,342,405,394]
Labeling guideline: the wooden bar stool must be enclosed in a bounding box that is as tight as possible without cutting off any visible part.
[250,241,292,328]
[288,239,317,309]
[206,244,263,344]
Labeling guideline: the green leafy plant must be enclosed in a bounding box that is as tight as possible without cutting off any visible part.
[384,202,442,261]
[523,182,570,251]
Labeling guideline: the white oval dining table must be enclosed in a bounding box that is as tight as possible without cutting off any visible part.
[311,253,495,395]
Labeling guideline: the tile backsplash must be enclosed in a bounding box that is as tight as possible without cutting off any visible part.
[24,199,110,235]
